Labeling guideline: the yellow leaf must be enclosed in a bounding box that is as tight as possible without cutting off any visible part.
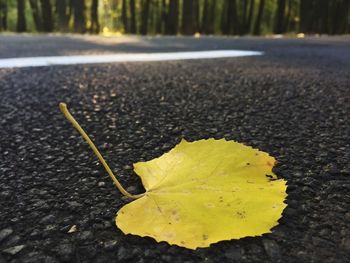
[117,139,287,249]
[59,103,288,250]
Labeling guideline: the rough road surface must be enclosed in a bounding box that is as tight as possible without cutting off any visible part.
[0,35,349,262]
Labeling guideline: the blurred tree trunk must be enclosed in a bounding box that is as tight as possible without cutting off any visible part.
[68,0,73,26]
[340,0,350,34]
[29,0,42,32]
[202,0,216,34]
[130,0,136,33]
[241,0,248,34]
[221,0,238,35]
[202,0,208,33]
[40,0,54,32]
[221,0,230,34]
[90,0,99,33]
[160,0,167,33]
[209,0,217,34]
[111,0,118,31]
[193,0,200,32]
[299,0,313,33]
[0,0,7,31]
[73,0,86,33]
[332,0,350,34]
[274,0,286,34]
[56,0,71,32]
[319,0,329,34]
[166,0,179,35]
[220,0,228,34]
[283,0,291,32]
[17,0,26,32]
[245,0,254,34]
[182,0,195,35]
[140,0,150,35]
[329,0,338,34]
[149,0,156,34]
[253,0,264,35]
[231,0,239,34]
[0,0,6,30]
[121,0,128,32]
[312,0,328,33]
[156,0,166,34]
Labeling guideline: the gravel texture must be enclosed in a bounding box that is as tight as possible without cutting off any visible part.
[0,35,349,262]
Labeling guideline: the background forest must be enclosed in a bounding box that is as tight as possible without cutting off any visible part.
[0,0,349,36]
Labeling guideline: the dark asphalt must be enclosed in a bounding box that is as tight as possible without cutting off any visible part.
[0,35,349,263]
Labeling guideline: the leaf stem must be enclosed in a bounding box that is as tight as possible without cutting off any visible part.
[59,102,144,200]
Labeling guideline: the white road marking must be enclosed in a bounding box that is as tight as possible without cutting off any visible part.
[0,50,263,68]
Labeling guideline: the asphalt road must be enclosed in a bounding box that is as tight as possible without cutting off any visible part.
[0,35,349,263]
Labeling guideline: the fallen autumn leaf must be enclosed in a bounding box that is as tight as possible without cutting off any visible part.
[59,103,287,249]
